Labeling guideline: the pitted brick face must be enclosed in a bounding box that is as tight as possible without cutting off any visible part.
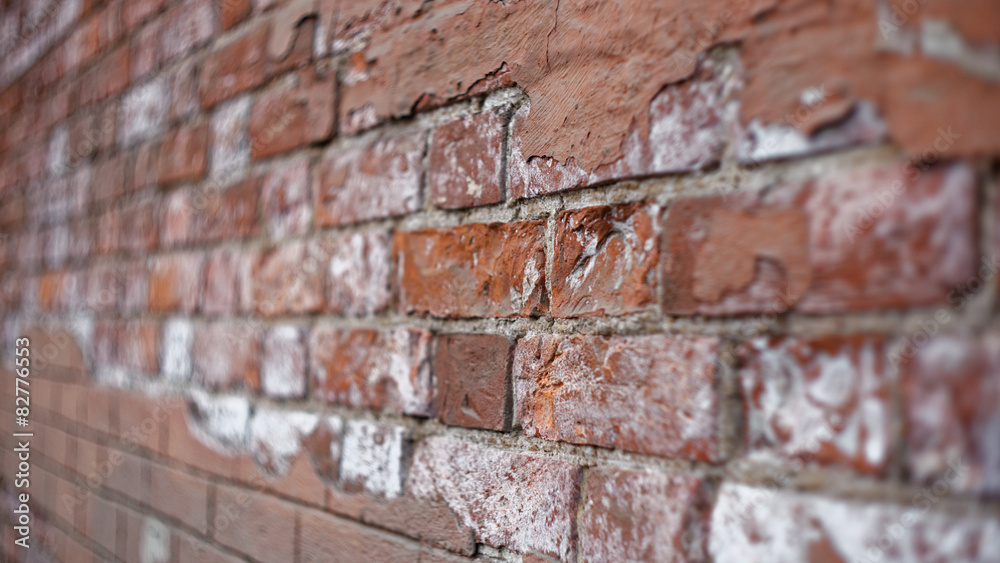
[552,202,660,318]
[395,221,548,318]
[514,334,721,462]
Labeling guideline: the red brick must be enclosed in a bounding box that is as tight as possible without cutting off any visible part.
[310,326,433,416]
[200,24,270,109]
[580,469,707,562]
[202,247,242,315]
[119,319,160,373]
[86,494,119,553]
[147,462,210,533]
[157,120,209,184]
[91,154,127,204]
[662,163,977,315]
[104,449,146,502]
[515,334,720,461]
[169,58,200,123]
[130,19,161,82]
[433,334,512,431]
[250,67,335,159]
[66,4,121,73]
[123,0,166,30]
[508,54,735,200]
[408,437,581,560]
[119,196,160,252]
[300,509,423,563]
[261,155,311,239]
[903,332,1000,496]
[133,141,159,189]
[177,531,246,563]
[395,221,548,318]
[709,483,1000,562]
[218,0,252,30]
[314,129,424,226]
[326,231,392,315]
[193,176,260,242]
[428,109,505,209]
[159,0,217,64]
[83,45,130,106]
[740,335,891,474]
[261,325,307,399]
[252,238,327,315]
[192,322,261,391]
[214,485,296,563]
[552,201,660,318]
[148,253,204,313]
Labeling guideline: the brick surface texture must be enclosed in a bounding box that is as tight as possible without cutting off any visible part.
[1,1,998,562]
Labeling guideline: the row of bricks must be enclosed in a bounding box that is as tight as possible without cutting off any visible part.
[2,384,999,563]
[11,315,1000,497]
[5,35,814,226]
[2,160,987,320]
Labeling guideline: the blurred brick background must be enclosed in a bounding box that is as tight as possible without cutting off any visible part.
[1,0,999,561]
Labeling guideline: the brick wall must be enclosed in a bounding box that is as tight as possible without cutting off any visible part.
[1,0,1000,562]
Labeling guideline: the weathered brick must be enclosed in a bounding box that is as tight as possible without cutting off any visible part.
[218,0,252,31]
[552,201,660,318]
[515,334,720,461]
[662,163,977,315]
[169,57,200,123]
[160,188,193,247]
[261,155,311,240]
[395,221,548,318]
[148,253,204,313]
[580,469,707,562]
[161,318,194,382]
[408,437,581,560]
[193,176,260,242]
[123,0,165,30]
[252,238,327,315]
[250,67,335,159]
[119,196,160,252]
[201,247,242,315]
[261,325,307,399]
[903,332,1000,496]
[118,77,168,147]
[159,0,217,64]
[309,326,432,416]
[201,24,270,109]
[709,483,1000,562]
[211,96,251,179]
[340,420,408,498]
[315,130,424,226]
[119,319,160,373]
[130,19,161,82]
[157,120,209,184]
[214,485,296,563]
[740,336,891,473]
[428,109,505,209]
[327,231,391,316]
[192,322,261,391]
[434,333,512,431]
[509,56,736,200]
